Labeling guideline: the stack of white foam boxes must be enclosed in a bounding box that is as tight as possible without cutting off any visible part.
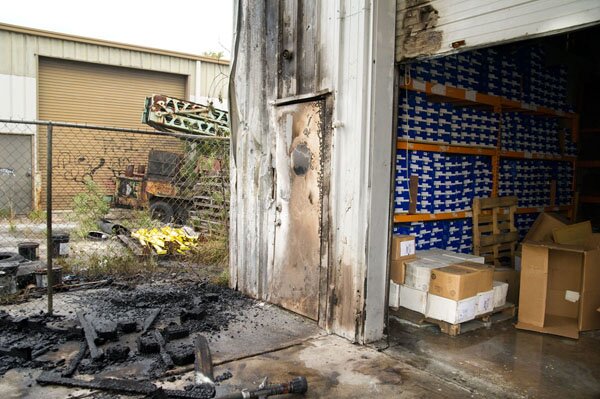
[389,241,509,325]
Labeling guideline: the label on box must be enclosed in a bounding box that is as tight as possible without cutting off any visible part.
[59,243,70,256]
[400,240,415,257]
[565,290,580,303]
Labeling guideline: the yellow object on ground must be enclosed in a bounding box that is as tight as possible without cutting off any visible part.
[132,226,199,255]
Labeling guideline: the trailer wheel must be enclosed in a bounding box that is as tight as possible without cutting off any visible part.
[175,204,190,224]
[149,200,174,224]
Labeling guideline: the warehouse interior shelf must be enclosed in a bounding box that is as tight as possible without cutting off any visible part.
[577,160,600,168]
[394,205,572,223]
[580,195,600,204]
[396,140,577,162]
[399,78,578,120]
[581,128,600,134]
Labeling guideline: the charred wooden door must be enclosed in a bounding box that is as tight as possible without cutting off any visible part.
[272,99,328,320]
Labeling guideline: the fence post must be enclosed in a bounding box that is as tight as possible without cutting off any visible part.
[46,123,53,315]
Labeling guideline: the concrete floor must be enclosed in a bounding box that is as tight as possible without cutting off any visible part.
[386,314,600,398]
[1,289,599,398]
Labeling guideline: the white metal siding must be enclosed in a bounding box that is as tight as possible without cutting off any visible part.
[396,0,600,61]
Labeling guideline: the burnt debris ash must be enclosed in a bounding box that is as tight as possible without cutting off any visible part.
[0,312,70,375]
[84,282,254,334]
[0,281,257,379]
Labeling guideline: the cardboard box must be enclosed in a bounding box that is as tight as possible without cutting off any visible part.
[389,280,401,308]
[390,254,417,284]
[493,281,509,308]
[453,261,494,293]
[399,284,428,314]
[523,212,569,243]
[404,258,446,292]
[552,221,593,246]
[476,290,495,316]
[391,235,416,260]
[426,294,477,324]
[429,265,481,301]
[516,234,600,339]
[494,267,520,304]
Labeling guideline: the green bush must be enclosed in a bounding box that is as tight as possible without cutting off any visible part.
[72,178,110,238]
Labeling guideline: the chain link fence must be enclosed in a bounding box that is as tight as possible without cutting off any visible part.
[0,119,230,301]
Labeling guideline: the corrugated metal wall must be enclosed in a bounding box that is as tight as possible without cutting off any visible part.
[0,27,229,99]
[0,24,230,210]
[396,0,600,61]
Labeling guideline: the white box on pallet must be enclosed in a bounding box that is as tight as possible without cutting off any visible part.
[476,290,495,316]
[404,258,445,292]
[426,294,477,324]
[399,284,428,314]
[389,280,401,308]
[492,281,508,308]
[422,248,485,264]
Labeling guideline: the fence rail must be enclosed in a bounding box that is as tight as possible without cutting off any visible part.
[0,119,230,312]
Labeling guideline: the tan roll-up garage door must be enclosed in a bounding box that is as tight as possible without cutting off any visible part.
[39,57,186,128]
[38,57,188,209]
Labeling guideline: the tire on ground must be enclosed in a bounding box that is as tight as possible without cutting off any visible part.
[0,252,25,264]
[149,200,175,224]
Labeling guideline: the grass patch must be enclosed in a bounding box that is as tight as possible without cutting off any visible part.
[56,251,158,279]
[0,208,12,220]
[213,268,230,287]
[183,237,229,284]
[187,237,228,267]
[121,208,162,230]
[28,209,47,223]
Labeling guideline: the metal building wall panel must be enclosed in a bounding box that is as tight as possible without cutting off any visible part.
[0,74,36,120]
[0,28,201,79]
[396,0,600,61]
[201,62,229,101]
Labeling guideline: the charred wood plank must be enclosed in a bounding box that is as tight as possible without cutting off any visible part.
[76,312,103,360]
[62,341,88,377]
[193,334,214,385]
[142,308,161,334]
[36,372,209,398]
[153,330,174,369]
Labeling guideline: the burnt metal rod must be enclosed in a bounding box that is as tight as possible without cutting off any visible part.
[46,123,53,316]
[215,377,308,399]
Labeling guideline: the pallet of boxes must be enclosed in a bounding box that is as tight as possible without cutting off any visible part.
[389,235,516,336]
[516,214,600,339]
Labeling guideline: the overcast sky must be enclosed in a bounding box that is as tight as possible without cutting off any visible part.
[2,0,234,58]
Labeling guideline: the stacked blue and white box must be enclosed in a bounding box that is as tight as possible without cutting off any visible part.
[394,149,410,213]
[515,213,538,239]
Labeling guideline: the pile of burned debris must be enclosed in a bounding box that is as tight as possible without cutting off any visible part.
[0,280,309,398]
[0,281,250,374]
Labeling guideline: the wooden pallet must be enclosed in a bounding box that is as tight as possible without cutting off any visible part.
[425,303,516,337]
[390,303,516,336]
[472,196,519,267]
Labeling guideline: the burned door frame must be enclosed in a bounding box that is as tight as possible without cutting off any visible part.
[230,0,396,342]
[271,93,332,325]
